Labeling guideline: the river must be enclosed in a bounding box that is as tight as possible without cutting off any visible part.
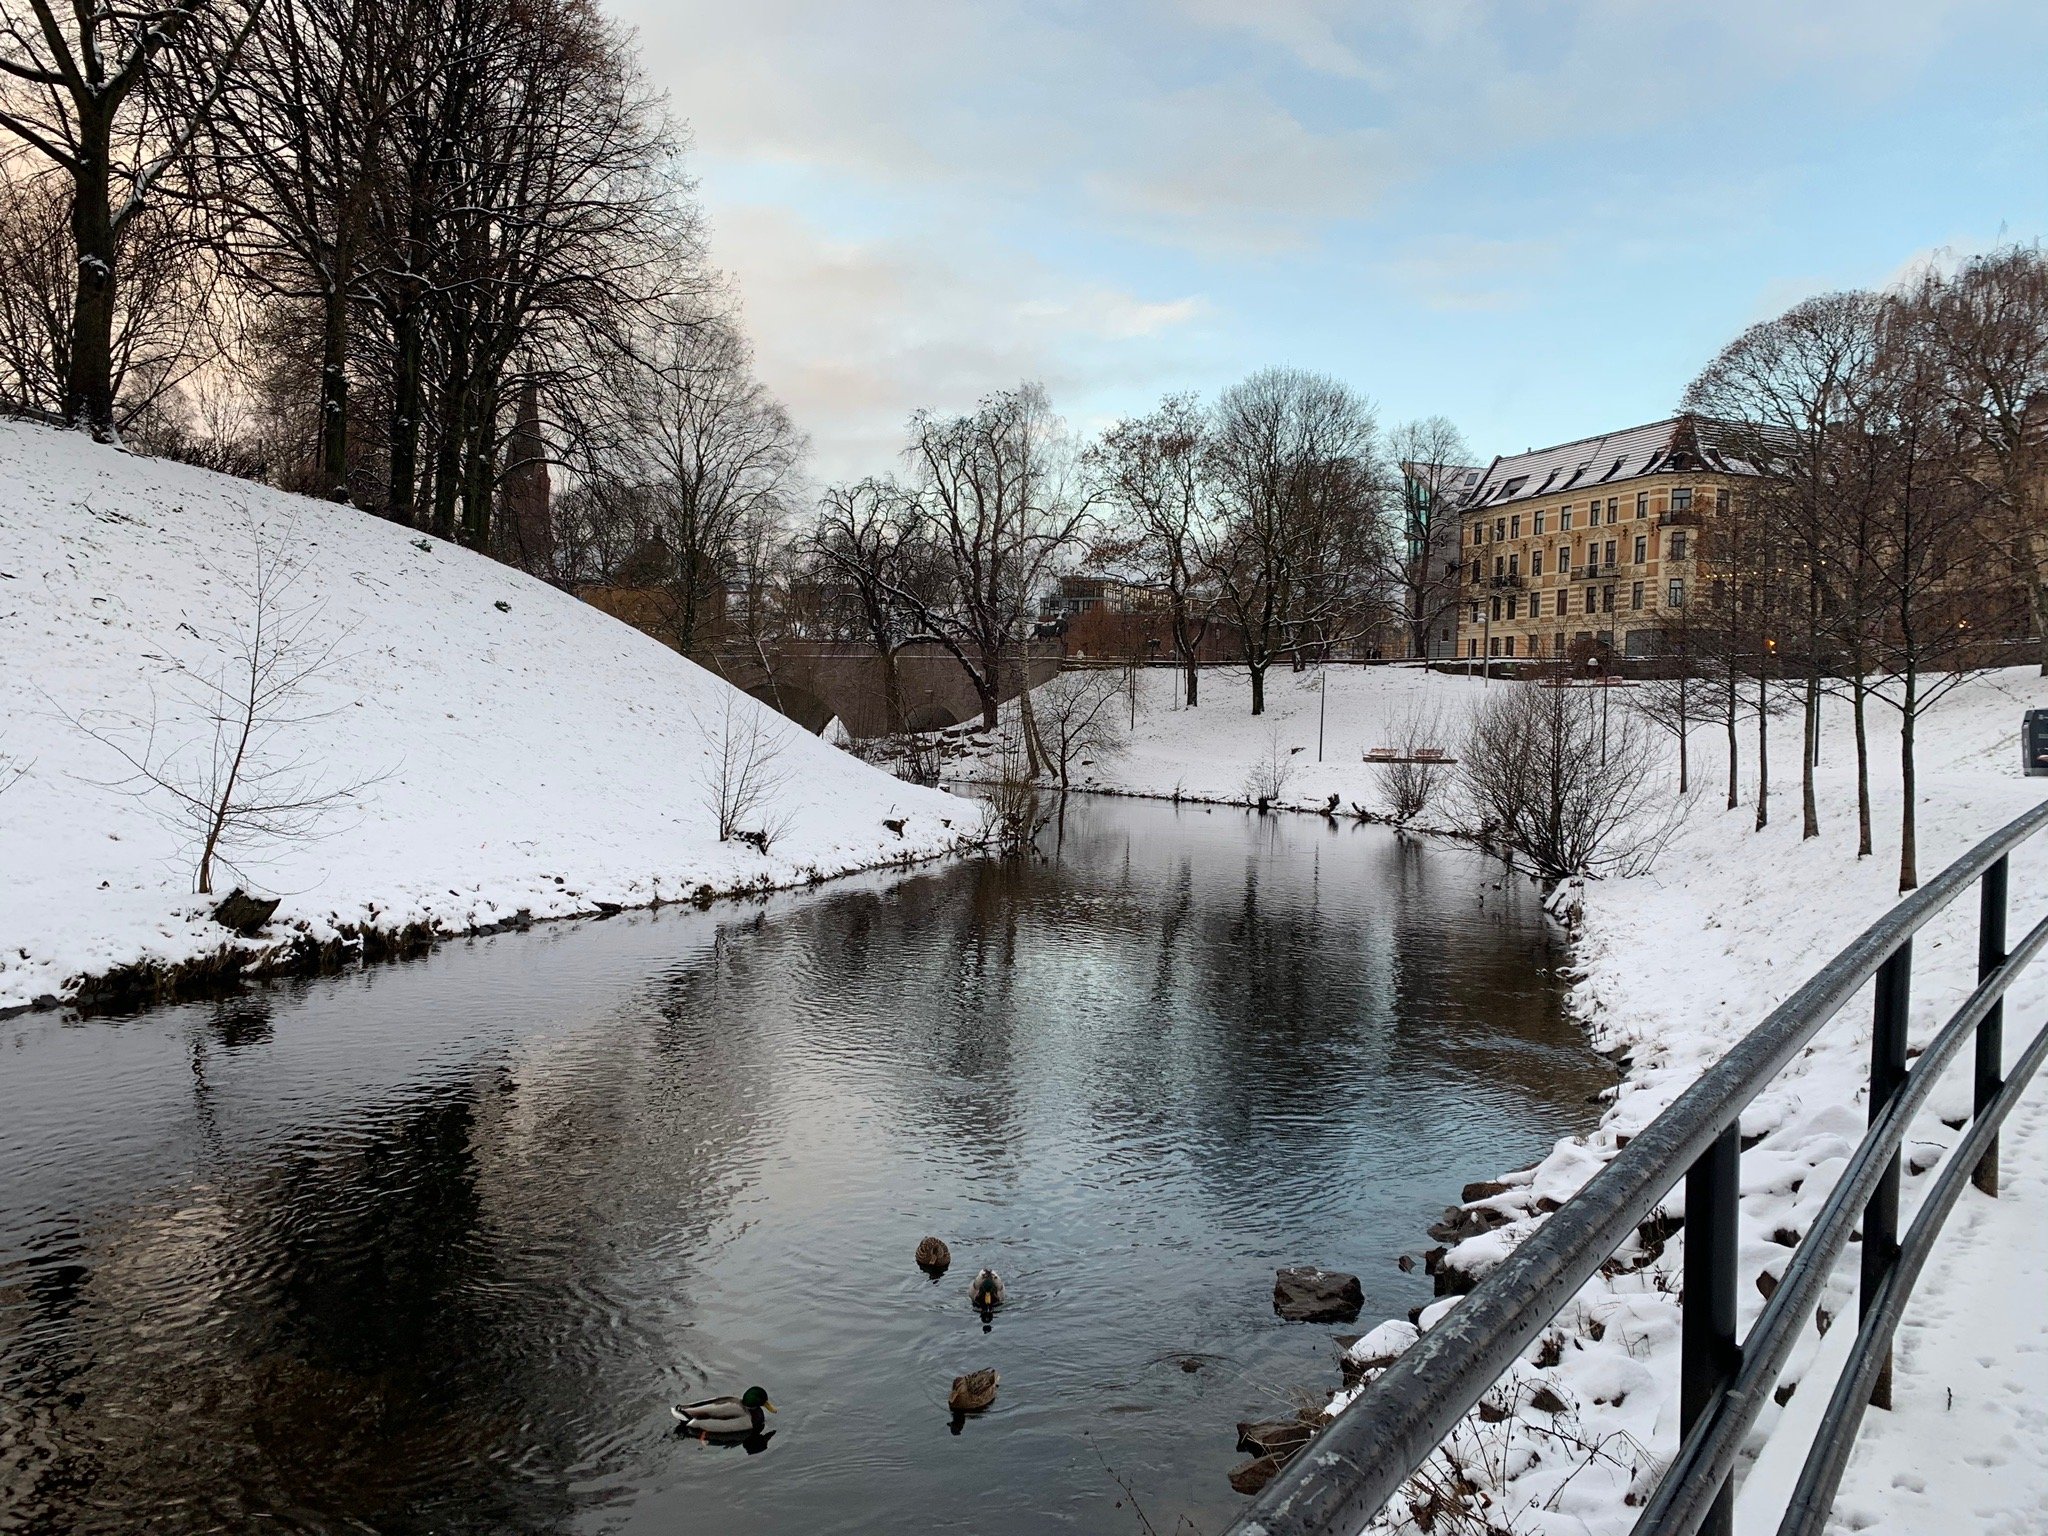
[0,795,1608,1535]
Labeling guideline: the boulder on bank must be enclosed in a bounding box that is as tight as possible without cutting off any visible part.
[213,888,280,935]
[1236,1419,1317,1458]
[1273,1266,1363,1322]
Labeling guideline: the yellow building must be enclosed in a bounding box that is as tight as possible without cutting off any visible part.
[1455,416,1754,662]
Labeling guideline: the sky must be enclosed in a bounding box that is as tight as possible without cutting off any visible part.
[605,0,2048,485]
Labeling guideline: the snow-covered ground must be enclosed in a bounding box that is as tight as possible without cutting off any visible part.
[0,421,981,1012]
[971,660,2048,1534]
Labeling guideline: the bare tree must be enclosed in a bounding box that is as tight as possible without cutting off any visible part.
[1460,681,1677,880]
[1919,246,2048,674]
[610,303,803,654]
[1088,393,1213,706]
[810,475,934,735]
[63,523,377,894]
[1032,668,1126,790]
[1684,292,1883,842]
[0,0,259,434]
[691,690,794,849]
[1386,416,1475,661]
[890,383,1092,736]
[1242,722,1297,809]
[1372,704,1453,821]
[1200,367,1393,714]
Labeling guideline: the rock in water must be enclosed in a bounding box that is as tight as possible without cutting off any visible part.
[948,1368,998,1414]
[915,1236,951,1274]
[212,889,279,935]
[1235,1420,1315,1458]
[1228,1453,1287,1495]
[1272,1266,1363,1322]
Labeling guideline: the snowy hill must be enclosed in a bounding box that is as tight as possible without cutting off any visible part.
[0,419,980,1011]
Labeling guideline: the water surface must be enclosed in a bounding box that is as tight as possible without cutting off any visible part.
[0,796,1607,1535]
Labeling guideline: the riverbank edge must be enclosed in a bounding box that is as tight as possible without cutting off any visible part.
[2,831,988,1021]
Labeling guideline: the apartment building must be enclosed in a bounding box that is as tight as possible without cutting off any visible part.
[1455,416,1755,662]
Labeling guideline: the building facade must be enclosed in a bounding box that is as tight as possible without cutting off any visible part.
[1454,416,1753,662]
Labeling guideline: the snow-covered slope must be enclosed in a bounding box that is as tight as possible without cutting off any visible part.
[0,420,980,1011]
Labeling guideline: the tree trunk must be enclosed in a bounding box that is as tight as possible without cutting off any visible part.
[318,275,351,502]
[1853,676,1873,858]
[386,290,423,524]
[1800,670,1819,840]
[458,375,499,550]
[64,114,118,436]
[1677,692,1690,795]
[2035,581,2048,677]
[1724,670,1739,810]
[1898,671,1919,892]
[1755,666,1769,831]
[1249,662,1266,717]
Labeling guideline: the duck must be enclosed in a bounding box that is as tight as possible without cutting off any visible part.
[916,1236,952,1275]
[948,1367,999,1415]
[673,1386,775,1438]
[969,1268,1006,1310]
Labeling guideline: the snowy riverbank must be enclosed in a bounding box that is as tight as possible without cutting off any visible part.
[977,661,2048,1532]
[0,422,982,1013]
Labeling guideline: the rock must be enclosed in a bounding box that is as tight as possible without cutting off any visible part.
[1397,1253,1416,1273]
[1528,1385,1568,1414]
[883,817,906,837]
[1477,1397,1510,1423]
[1228,1453,1287,1496]
[1461,1179,1511,1203]
[1236,1419,1316,1458]
[915,1236,951,1275]
[948,1368,998,1414]
[1433,1262,1477,1298]
[1272,1267,1363,1323]
[1423,1245,1447,1276]
[212,889,279,935]
[1428,1204,1510,1243]
[1756,1269,1780,1300]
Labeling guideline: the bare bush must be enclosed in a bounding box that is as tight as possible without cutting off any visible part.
[64,524,377,893]
[982,727,1049,855]
[1242,723,1297,809]
[692,692,795,850]
[1459,682,1681,880]
[1034,669,1127,790]
[1372,704,1452,822]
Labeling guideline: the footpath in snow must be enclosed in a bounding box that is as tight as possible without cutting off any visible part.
[0,421,980,1013]
[973,661,2048,1534]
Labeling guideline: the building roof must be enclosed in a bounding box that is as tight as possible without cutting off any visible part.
[1464,415,1757,512]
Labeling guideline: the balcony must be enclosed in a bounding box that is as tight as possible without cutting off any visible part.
[1486,573,1524,590]
[1573,563,1619,582]
[1659,508,1702,527]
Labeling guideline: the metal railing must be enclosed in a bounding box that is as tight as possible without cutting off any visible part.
[1228,796,2048,1536]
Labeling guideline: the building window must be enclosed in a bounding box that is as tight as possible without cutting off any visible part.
[1561,507,1573,530]
[1468,638,1478,658]
[1671,487,1694,514]
[1634,534,1648,563]
[1472,603,1482,623]
[1510,514,1521,538]
[1508,553,1519,577]
[1716,488,1730,514]
[1489,636,1500,656]
[1506,595,1518,620]
[1504,635,1516,657]
[1636,491,1648,518]
[1491,595,1502,620]
[1669,531,1689,560]
[1529,590,1543,618]
[1607,497,1619,523]
[1471,559,1481,584]
[1584,588,1597,615]
[1602,585,1615,613]
[1631,581,1644,610]
[1534,510,1546,534]
[1495,518,1506,540]
[1669,578,1687,607]
[1604,538,1617,568]
[1531,548,1544,577]
[1495,555,1505,578]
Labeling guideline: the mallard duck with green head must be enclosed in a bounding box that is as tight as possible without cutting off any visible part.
[673,1386,775,1438]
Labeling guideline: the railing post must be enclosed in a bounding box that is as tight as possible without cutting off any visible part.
[1861,941,1912,1411]
[1975,857,2008,1197]
[1682,1122,1741,1536]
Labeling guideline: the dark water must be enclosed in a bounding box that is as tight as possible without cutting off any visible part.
[0,797,1608,1536]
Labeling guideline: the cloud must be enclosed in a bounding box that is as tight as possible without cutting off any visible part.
[708,203,1212,482]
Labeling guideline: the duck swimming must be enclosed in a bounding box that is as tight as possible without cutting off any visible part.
[673,1386,775,1438]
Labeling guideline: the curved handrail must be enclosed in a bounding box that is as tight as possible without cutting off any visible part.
[1229,794,2048,1536]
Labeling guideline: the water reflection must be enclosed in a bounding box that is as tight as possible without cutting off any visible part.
[0,797,1607,1536]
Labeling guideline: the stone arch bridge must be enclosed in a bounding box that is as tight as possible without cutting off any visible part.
[708,641,1062,739]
